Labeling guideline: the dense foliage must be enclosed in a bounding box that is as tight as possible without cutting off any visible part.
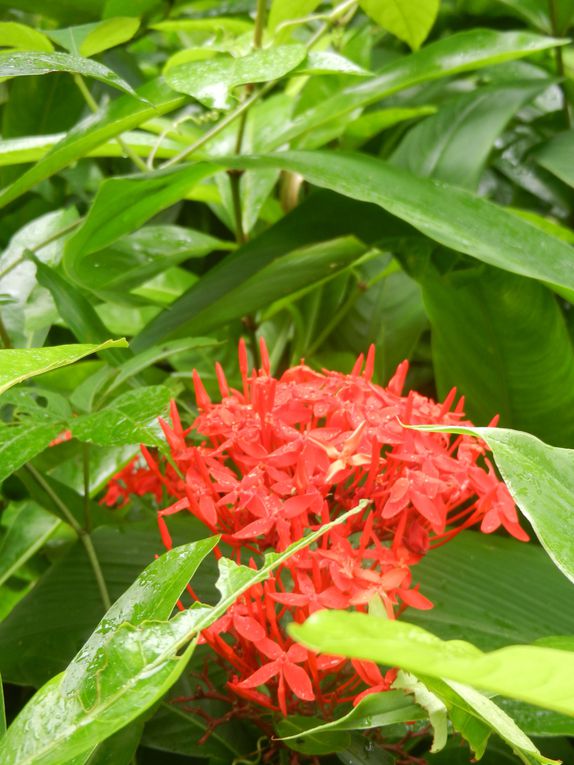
[1,1,574,763]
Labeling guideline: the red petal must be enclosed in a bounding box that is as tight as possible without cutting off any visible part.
[283,662,315,701]
[239,660,280,688]
[234,613,266,642]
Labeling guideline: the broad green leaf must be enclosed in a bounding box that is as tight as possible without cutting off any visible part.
[359,0,439,50]
[71,386,171,446]
[268,0,322,36]
[225,151,574,301]
[32,260,128,365]
[342,106,436,150]
[535,129,574,189]
[164,45,307,109]
[0,22,54,52]
[275,717,352,755]
[66,224,233,295]
[419,265,574,446]
[0,505,364,764]
[0,340,127,396]
[410,425,574,583]
[271,30,564,148]
[278,690,425,748]
[405,532,574,650]
[107,336,219,392]
[84,721,143,765]
[64,165,217,267]
[497,698,574,737]
[132,189,399,350]
[291,613,574,717]
[0,422,65,486]
[80,17,140,57]
[391,81,548,189]
[0,51,137,96]
[0,502,61,587]
[0,78,186,210]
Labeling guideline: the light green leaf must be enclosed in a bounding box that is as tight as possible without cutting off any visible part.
[0,78,186,210]
[393,672,447,752]
[0,422,66,486]
[359,0,439,50]
[80,17,140,57]
[535,129,574,189]
[64,165,217,268]
[291,613,574,717]
[164,45,307,109]
[271,30,564,148]
[275,717,352,755]
[0,340,127,396]
[391,81,548,189]
[0,22,54,52]
[410,425,574,583]
[0,51,137,96]
[0,502,61,587]
[269,0,322,37]
[295,51,371,77]
[151,17,253,35]
[71,385,171,446]
[342,106,436,149]
[225,151,574,301]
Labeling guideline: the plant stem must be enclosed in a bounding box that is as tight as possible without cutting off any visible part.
[548,0,572,128]
[82,443,92,533]
[253,0,267,49]
[73,74,149,172]
[0,218,82,281]
[25,464,111,611]
[0,315,12,348]
[229,171,247,244]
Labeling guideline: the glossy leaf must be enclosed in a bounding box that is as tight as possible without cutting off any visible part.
[64,165,217,268]
[0,22,54,52]
[392,81,548,189]
[0,340,127,396]
[291,613,574,717]
[0,502,61,587]
[71,385,171,446]
[164,45,307,109]
[226,151,574,301]
[411,425,574,583]
[359,0,439,50]
[535,129,574,189]
[271,30,564,148]
[0,51,137,96]
[0,422,65,486]
[79,17,140,57]
[419,265,574,446]
[0,78,187,210]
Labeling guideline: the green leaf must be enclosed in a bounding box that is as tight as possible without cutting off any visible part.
[0,422,65,486]
[276,717,352,755]
[164,45,307,109]
[278,690,425,749]
[64,165,217,268]
[0,78,187,210]
[410,425,574,583]
[0,340,127,396]
[0,672,5,738]
[268,0,322,37]
[535,129,574,189]
[393,672,447,752]
[272,29,564,148]
[291,613,574,717]
[65,224,233,296]
[225,151,574,301]
[71,386,171,446]
[341,106,436,150]
[32,260,128,365]
[359,0,439,50]
[0,22,54,52]
[497,698,574,737]
[0,502,61,587]
[0,51,137,96]
[405,532,574,650]
[0,505,365,764]
[295,51,371,77]
[419,265,574,446]
[80,17,140,57]
[84,721,143,765]
[132,189,395,349]
[391,81,548,189]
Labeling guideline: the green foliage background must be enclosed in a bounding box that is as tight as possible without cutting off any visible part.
[1,0,574,763]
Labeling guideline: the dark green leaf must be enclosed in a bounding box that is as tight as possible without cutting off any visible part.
[535,129,574,189]
[0,502,62,587]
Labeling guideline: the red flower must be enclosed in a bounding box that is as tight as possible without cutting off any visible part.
[102,338,527,717]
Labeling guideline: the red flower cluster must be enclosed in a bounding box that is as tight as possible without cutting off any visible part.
[102,340,527,717]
